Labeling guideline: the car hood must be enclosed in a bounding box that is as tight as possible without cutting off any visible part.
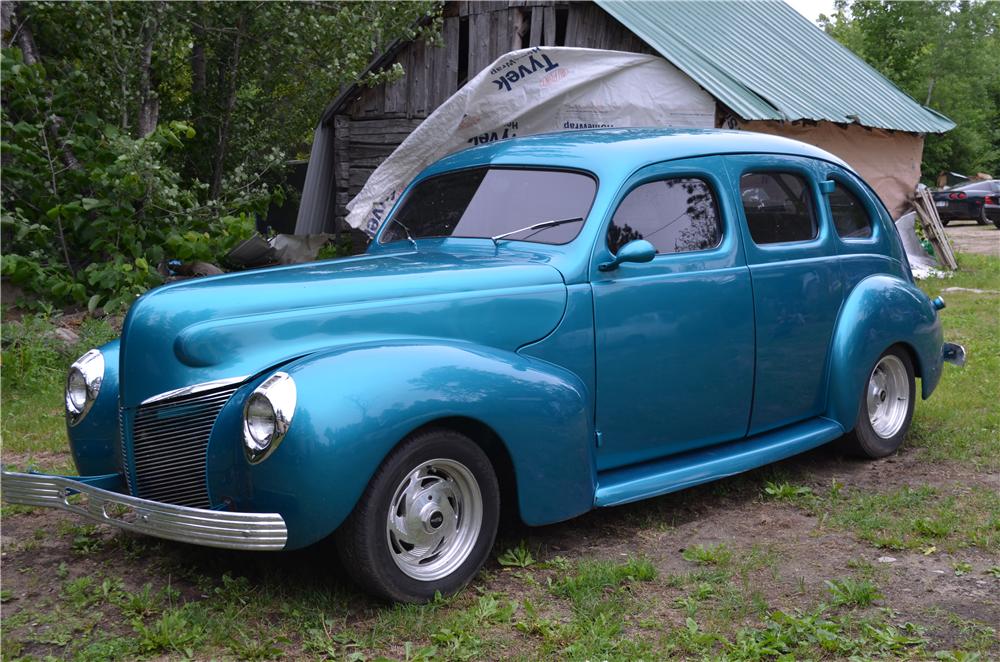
[118,250,567,407]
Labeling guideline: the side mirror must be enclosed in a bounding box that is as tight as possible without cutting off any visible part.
[598,239,656,271]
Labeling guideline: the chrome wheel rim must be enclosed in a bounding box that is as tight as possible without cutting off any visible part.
[866,355,909,439]
[385,458,482,581]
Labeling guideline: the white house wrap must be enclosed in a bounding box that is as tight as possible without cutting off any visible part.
[343,47,716,236]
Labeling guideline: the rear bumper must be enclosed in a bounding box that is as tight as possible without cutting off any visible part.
[943,342,966,367]
[934,202,981,220]
[1,470,287,551]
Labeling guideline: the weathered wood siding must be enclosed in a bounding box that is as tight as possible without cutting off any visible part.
[331,1,655,230]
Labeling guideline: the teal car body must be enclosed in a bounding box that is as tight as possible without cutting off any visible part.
[3,129,958,554]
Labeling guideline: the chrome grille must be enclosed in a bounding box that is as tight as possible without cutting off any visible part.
[131,384,239,508]
[120,407,134,495]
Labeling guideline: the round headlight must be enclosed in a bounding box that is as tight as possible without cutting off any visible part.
[242,372,296,463]
[65,349,104,423]
[66,368,89,415]
[244,393,276,451]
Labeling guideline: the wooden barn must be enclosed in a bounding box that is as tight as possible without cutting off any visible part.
[294,0,954,239]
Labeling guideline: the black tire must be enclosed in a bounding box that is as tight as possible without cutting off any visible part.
[979,207,990,226]
[844,346,916,459]
[940,218,951,226]
[992,215,1000,230]
[335,429,500,603]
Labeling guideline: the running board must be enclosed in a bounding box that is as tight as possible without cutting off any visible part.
[594,418,845,507]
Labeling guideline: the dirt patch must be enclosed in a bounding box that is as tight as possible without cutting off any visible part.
[945,222,1000,257]
[1,443,997,659]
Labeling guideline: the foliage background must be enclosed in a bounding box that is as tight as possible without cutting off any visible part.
[820,0,1000,181]
[1,1,997,311]
[1,1,439,311]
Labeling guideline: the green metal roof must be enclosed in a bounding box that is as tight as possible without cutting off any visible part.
[596,0,955,134]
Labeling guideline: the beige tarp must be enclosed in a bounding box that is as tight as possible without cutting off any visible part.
[735,120,923,218]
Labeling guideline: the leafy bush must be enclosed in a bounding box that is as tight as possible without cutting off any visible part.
[1,46,269,312]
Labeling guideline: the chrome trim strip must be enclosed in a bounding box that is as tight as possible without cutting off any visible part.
[1,470,287,551]
[140,375,249,406]
[943,342,966,367]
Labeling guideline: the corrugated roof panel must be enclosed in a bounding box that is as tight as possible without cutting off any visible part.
[596,0,955,133]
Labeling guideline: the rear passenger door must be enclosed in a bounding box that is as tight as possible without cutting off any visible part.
[820,165,897,290]
[725,156,844,436]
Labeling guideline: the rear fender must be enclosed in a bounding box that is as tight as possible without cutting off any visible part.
[211,340,594,549]
[826,275,943,430]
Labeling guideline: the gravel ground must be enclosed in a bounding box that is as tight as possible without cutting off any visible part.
[945,222,1000,257]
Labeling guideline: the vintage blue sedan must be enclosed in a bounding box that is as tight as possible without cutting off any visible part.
[2,129,965,602]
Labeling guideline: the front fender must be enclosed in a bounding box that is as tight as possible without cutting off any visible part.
[208,341,594,549]
[826,275,943,431]
[67,339,122,476]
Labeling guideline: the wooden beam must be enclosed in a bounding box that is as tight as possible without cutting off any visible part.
[445,15,460,94]
[543,5,556,45]
[529,7,543,47]
[914,188,958,270]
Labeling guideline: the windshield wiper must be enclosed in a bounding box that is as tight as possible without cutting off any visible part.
[490,217,584,245]
[389,218,418,249]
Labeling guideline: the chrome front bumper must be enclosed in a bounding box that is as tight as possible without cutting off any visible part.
[1,470,287,551]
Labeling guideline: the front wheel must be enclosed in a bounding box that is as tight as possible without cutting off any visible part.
[844,347,916,458]
[336,429,500,603]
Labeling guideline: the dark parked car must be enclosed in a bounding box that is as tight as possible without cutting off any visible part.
[931,179,1000,226]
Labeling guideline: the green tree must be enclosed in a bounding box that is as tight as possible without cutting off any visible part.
[1,1,441,310]
[821,0,1000,180]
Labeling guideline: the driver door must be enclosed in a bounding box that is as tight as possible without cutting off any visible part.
[591,158,755,471]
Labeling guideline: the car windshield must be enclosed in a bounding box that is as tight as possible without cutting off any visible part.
[380,167,597,245]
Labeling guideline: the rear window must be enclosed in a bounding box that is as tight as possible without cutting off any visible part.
[829,183,873,239]
[740,172,817,244]
[381,167,596,245]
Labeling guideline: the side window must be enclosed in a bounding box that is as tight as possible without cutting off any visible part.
[606,178,722,255]
[740,172,817,244]
[829,182,873,239]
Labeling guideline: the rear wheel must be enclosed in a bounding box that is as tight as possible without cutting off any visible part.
[979,207,990,226]
[336,429,500,603]
[844,347,916,458]
[940,218,951,226]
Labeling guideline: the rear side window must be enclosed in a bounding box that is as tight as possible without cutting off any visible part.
[740,172,817,244]
[607,178,722,255]
[829,183,873,239]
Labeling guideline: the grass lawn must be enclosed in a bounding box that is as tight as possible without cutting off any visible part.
[1,253,997,661]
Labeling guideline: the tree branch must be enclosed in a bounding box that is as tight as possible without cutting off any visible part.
[137,2,162,138]
[10,2,81,172]
[209,11,245,199]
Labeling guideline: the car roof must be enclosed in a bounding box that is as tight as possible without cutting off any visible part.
[952,179,998,191]
[424,128,852,180]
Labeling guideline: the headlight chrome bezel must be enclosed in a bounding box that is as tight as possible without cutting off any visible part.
[65,349,105,425]
[242,372,296,464]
